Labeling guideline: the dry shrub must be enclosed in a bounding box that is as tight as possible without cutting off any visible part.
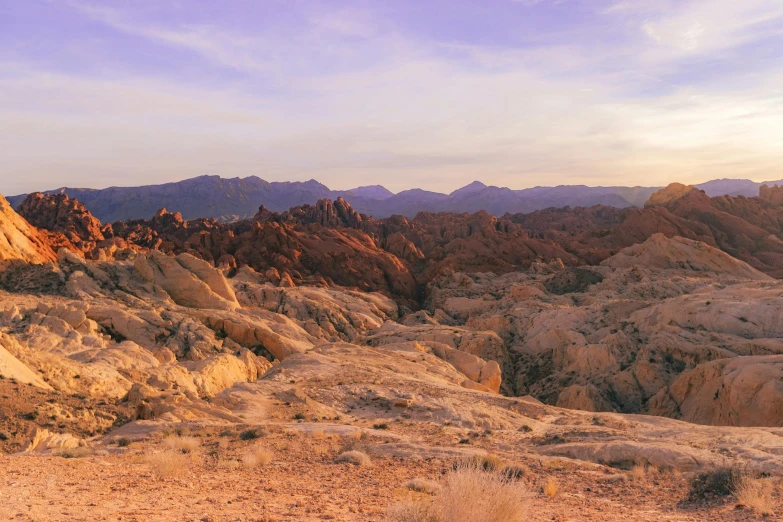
[147,449,189,478]
[163,436,200,453]
[240,428,264,441]
[602,473,627,484]
[543,477,559,498]
[440,465,527,522]
[58,446,92,459]
[336,450,372,466]
[501,463,529,481]
[732,473,776,516]
[630,465,647,482]
[242,445,273,469]
[405,478,440,495]
[340,431,368,452]
[386,498,440,522]
[455,453,504,472]
[688,467,735,499]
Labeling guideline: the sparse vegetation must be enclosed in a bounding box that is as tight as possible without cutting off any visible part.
[405,478,440,495]
[630,464,647,482]
[731,471,777,516]
[117,437,132,447]
[336,450,372,466]
[543,477,559,497]
[239,429,262,441]
[440,464,527,522]
[689,467,735,499]
[146,450,189,478]
[386,498,440,522]
[455,453,504,472]
[162,435,200,454]
[241,445,273,469]
[501,463,529,481]
[58,446,92,459]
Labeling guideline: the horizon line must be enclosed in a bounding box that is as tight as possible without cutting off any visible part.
[5,173,783,199]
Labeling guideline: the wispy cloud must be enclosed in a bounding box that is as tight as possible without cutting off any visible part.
[617,0,783,56]
[67,2,274,73]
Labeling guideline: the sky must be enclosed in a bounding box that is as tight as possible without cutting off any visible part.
[1,0,782,195]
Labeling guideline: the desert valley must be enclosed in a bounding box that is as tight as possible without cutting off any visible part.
[1,179,783,521]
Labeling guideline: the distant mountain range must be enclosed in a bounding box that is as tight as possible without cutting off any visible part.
[6,175,783,223]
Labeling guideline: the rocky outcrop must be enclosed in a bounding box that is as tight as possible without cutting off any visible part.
[759,184,783,205]
[0,195,58,263]
[366,322,508,372]
[602,233,771,280]
[648,355,783,426]
[234,276,398,342]
[0,336,53,389]
[17,192,107,254]
[423,342,502,393]
[134,251,239,310]
[256,197,364,229]
[644,183,699,208]
[425,235,783,426]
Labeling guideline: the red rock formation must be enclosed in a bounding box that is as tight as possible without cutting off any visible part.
[254,197,363,229]
[26,189,783,304]
[759,184,783,205]
[16,193,112,256]
[647,185,783,277]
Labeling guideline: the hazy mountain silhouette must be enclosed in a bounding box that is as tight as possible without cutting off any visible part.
[7,175,783,223]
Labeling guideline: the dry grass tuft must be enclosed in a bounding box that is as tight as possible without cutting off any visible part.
[630,465,647,482]
[336,450,372,466]
[386,498,440,522]
[146,449,189,478]
[57,446,92,459]
[501,463,529,481]
[543,477,559,498]
[162,436,200,454]
[455,453,504,472]
[241,445,273,469]
[732,473,776,516]
[405,478,441,495]
[440,464,527,522]
[351,429,368,440]
[340,431,368,452]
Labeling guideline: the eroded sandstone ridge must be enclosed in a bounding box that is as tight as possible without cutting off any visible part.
[0,195,57,263]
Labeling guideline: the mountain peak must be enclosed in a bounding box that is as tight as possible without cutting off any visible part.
[450,181,487,198]
[346,185,394,200]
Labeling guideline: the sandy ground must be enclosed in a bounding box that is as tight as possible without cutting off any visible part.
[0,422,771,522]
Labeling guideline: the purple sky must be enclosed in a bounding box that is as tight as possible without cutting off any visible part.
[1,0,782,194]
